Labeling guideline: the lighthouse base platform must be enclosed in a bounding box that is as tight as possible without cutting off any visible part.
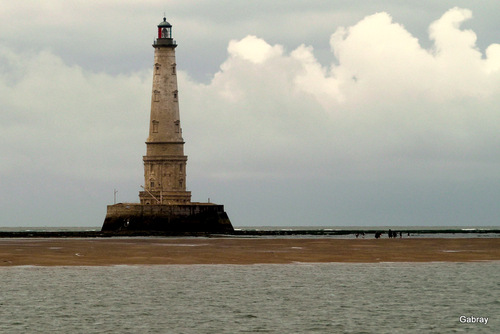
[101,203,234,234]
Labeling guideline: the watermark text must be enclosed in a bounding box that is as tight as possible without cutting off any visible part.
[459,315,488,325]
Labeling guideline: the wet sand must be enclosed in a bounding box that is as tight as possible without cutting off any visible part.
[1,238,499,266]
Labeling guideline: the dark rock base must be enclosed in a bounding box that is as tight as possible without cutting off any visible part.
[101,203,234,234]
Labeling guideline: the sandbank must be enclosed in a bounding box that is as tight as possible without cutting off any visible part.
[1,237,499,266]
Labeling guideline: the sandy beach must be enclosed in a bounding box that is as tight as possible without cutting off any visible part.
[0,237,499,266]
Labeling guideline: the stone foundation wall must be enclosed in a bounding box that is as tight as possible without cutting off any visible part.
[102,203,233,233]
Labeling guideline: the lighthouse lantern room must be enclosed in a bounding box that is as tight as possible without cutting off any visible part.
[158,17,172,39]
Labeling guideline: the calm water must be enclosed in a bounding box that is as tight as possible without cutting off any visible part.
[0,262,498,333]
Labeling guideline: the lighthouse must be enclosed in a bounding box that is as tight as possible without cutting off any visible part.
[102,17,233,234]
[139,17,191,205]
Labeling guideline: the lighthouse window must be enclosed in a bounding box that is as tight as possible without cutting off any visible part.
[154,90,160,102]
[152,120,159,133]
[172,64,176,74]
[161,28,169,38]
[174,120,180,133]
[173,90,178,100]
[150,181,155,188]
[155,64,161,75]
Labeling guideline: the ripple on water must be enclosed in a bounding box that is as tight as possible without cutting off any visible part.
[0,262,498,333]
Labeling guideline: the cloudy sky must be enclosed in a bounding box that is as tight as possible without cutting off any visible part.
[1,1,499,228]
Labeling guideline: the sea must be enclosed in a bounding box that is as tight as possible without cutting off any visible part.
[0,263,498,333]
[1,225,499,238]
[0,226,498,333]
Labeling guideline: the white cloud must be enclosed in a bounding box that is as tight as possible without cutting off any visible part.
[1,5,499,227]
[227,35,285,64]
[181,7,500,184]
[0,47,151,181]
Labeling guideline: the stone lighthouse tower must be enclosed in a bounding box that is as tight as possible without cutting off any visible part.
[139,17,191,205]
[102,17,233,234]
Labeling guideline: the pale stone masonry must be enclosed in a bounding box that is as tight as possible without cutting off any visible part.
[102,17,233,233]
[139,18,191,205]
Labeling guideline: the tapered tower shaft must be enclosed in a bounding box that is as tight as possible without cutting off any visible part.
[102,17,233,233]
[139,18,191,205]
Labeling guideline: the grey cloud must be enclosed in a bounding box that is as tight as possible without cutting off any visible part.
[1,2,499,227]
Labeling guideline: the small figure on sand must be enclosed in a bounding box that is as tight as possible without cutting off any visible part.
[375,231,382,239]
[388,230,400,238]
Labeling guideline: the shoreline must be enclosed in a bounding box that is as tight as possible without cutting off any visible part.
[0,228,499,239]
[1,237,499,266]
